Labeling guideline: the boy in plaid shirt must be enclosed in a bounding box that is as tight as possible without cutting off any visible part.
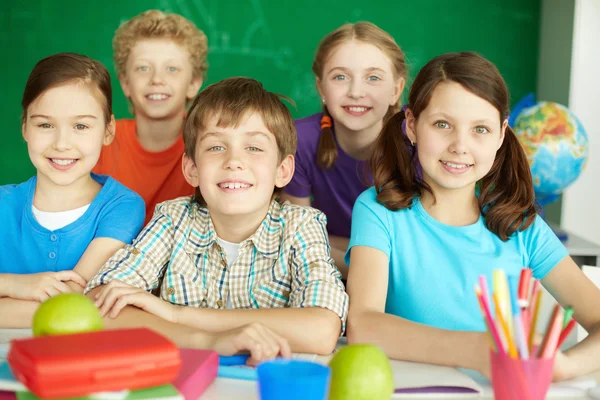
[86,77,348,363]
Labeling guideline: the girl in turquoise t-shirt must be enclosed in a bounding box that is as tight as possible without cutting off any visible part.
[346,52,600,381]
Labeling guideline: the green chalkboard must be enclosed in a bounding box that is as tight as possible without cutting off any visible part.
[0,0,541,185]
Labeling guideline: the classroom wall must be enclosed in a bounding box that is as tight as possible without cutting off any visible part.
[535,0,576,226]
[562,0,600,245]
[0,0,542,185]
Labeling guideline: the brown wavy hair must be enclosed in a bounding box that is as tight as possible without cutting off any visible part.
[371,52,537,241]
[312,22,407,168]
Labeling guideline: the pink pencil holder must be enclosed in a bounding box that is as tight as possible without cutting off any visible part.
[490,351,554,400]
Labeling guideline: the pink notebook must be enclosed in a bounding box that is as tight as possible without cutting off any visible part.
[173,349,218,400]
[0,391,16,400]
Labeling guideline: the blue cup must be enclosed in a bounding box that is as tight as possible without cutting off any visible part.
[257,359,331,400]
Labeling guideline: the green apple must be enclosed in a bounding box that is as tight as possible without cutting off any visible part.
[328,344,394,400]
[32,293,103,337]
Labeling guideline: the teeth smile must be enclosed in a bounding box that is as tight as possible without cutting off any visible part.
[218,182,251,189]
[346,106,369,112]
[51,159,77,166]
[147,94,169,100]
[441,161,472,169]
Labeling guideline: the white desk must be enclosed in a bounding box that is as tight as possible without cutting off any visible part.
[1,329,599,399]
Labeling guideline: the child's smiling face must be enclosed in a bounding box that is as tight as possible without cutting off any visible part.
[317,40,403,135]
[406,81,507,196]
[22,82,114,188]
[120,39,202,121]
[183,111,294,221]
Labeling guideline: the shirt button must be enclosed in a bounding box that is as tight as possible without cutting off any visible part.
[216,299,223,308]
[50,234,57,241]
[166,287,175,295]
[130,248,140,255]
[48,252,56,259]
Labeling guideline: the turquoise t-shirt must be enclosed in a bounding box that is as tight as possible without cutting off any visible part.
[346,187,568,332]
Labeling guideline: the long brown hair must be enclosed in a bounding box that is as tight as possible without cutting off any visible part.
[22,53,112,125]
[312,22,407,168]
[371,52,537,241]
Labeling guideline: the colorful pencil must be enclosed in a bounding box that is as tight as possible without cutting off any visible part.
[479,275,492,316]
[518,268,532,308]
[528,281,543,351]
[475,287,497,352]
[493,270,514,339]
[493,293,518,358]
[475,285,506,355]
[513,311,530,359]
[556,318,577,350]
[538,305,564,359]
[563,306,574,328]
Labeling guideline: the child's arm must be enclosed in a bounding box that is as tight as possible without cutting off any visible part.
[540,256,600,380]
[67,237,131,292]
[346,245,490,375]
[175,209,347,355]
[0,237,123,327]
[86,286,292,364]
[280,193,349,278]
[96,282,344,355]
[0,271,86,301]
[0,273,85,328]
[0,273,84,328]
[96,210,348,355]
[178,308,341,354]
[0,298,44,328]
[328,235,349,279]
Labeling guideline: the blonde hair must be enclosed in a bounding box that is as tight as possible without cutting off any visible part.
[113,10,208,79]
[183,77,297,205]
[313,22,407,168]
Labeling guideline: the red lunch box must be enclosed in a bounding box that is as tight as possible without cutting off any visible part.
[7,327,181,399]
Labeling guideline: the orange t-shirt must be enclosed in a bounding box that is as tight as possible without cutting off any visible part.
[93,119,194,224]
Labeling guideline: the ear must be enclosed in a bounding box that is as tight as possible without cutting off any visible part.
[405,108,417,144]
[22,121,28,142]
[391,77,406,106]
[275,154,295,189]
[186,77,203,100]
[182,153,200,188]
[103,115,116,146]
[498,119,508,150]
[119,74,131,98]
[315,77,324,100]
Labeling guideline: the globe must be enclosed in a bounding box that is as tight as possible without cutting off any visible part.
[513,101,589,207]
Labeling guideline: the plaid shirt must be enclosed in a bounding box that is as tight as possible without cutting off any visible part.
[87,197,348,330]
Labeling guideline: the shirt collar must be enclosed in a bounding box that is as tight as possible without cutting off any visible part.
[188,199,283,260]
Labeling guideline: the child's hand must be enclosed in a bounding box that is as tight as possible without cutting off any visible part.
[8,271,87,302]
[473,332,492,379]
[94,280,178,321]
[474,332,575,382]
[552,349,575,382]
[212,322,293,365]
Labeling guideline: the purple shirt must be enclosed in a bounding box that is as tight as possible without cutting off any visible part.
[285,113,372,238]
